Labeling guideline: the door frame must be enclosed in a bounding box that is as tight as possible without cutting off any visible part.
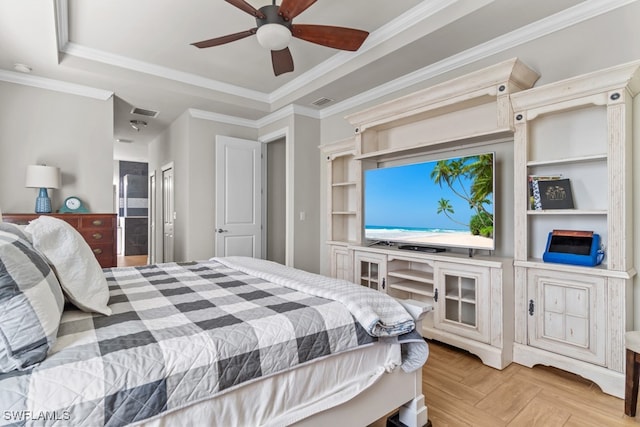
[161,162,174,262]
[259,127,293,267]
[148,169,156,264]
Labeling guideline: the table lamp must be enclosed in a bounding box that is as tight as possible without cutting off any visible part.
[25,165,61,213]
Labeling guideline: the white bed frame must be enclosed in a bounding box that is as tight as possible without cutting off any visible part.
[294,366,428,427]
[297,301,430,427]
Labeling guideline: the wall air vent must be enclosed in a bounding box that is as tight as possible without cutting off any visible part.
[311,97,334,107]
[130,107,159,118]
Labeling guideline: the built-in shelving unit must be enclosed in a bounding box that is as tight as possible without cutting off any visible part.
[321,58,539,372]
[511,60,640,398]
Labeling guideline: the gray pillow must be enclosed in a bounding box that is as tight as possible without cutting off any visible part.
[0,222,31,242]
[0,229,65,373]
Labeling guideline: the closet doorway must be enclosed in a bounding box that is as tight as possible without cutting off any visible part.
[266,137,286,264]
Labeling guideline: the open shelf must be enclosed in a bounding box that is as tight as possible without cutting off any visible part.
[387,269,434,284]
[389,281,434,297]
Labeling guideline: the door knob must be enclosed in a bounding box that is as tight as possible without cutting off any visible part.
[216,228,229,233]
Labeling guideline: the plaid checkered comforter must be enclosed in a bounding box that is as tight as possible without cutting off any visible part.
[0,259,426,427]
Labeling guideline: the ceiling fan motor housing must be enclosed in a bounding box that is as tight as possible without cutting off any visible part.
[256,5,292,29]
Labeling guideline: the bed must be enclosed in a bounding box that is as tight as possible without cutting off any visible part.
[0,216,429,427]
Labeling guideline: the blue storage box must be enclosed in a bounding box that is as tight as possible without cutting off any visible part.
[542,231,604,267]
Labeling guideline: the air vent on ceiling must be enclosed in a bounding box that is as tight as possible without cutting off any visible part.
[311,97,334,107]
[130,107,159,118]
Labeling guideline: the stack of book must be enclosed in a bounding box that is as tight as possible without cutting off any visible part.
[528,175,574,210]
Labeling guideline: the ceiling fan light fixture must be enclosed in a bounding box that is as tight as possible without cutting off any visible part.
[256,23,291,50]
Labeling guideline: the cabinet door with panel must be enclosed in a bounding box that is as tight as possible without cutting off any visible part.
[354,251,387,292]
[329,244,352,282]
[434,262,491,343]
[527,268,606,365]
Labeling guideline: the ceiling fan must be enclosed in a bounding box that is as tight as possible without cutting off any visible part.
[191,0,370,76]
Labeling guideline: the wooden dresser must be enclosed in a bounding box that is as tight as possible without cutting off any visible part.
[2,213,117,268]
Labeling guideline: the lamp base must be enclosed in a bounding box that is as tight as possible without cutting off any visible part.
[35,187,52,213]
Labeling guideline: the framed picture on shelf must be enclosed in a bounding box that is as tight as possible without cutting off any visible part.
[537,178,574,209]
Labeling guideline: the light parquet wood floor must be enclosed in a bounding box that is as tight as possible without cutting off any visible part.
[403,340,640,427]
[116,255,148,267]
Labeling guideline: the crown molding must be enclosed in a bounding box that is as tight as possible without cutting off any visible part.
[0,69,113,100]
[318,0,639,120]
[61,42,270,104]
[189,104,320,129]
[188,109,259,128]
[53,0,68,64]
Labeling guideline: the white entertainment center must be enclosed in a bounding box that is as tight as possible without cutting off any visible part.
[322,58,640,397]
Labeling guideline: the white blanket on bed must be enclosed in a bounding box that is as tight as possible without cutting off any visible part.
[213,257,416,337]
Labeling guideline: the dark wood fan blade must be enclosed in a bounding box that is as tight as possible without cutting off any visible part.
[292,25,368,51]
[278,0,317,21]
[191,28,257,48]
[225,0,265,18]
[271,48,294,76]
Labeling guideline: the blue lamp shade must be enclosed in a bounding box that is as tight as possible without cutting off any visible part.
[25,165,61,214]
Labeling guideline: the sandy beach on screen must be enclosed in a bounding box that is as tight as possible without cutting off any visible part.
[401,232,493,249]
[366,230,493,250]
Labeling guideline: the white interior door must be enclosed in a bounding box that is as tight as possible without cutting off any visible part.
[162,163,174,262]
[148,171,156,264]
[215,136,262,258]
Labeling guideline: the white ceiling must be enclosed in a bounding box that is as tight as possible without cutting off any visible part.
[1,0,634,157]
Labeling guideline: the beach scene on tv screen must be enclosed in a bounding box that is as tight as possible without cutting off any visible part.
[365,153,494,250]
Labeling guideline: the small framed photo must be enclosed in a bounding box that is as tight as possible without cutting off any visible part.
[537,178,574,209]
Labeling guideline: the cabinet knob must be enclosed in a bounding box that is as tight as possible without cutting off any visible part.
[92,220,103,226]
[92,233,103,240]
[93,248,103,255]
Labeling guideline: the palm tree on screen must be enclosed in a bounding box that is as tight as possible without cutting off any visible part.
[430,154,493,237]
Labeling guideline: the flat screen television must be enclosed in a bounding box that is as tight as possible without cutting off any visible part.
[364,152,495,251]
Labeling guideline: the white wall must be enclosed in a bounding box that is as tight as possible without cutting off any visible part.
[0,81,114,213]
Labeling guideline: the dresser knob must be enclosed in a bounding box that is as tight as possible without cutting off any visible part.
[92,220,103,226]
[93,248,103,255]
[92,233,103,240]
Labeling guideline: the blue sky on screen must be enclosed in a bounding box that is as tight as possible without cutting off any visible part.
[364,158,492,230]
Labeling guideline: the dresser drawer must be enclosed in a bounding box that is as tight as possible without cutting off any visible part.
[2,213,118,268]
[79,229,114,244]
[88,242,116,268]
[79,215,116,230]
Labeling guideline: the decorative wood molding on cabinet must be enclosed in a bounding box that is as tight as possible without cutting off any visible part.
[346,58,540,161]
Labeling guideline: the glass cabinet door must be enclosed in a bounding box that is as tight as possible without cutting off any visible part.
[435,263,490,343]
[354,252,387,293]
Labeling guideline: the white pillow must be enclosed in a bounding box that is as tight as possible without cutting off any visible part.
[26,216,112,315]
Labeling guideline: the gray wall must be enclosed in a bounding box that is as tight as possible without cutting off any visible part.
[148,111,322,273]
[0,81,114,213]
[147,112,259,262]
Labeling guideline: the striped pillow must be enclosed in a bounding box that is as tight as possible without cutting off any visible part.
[0,228,65,373]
